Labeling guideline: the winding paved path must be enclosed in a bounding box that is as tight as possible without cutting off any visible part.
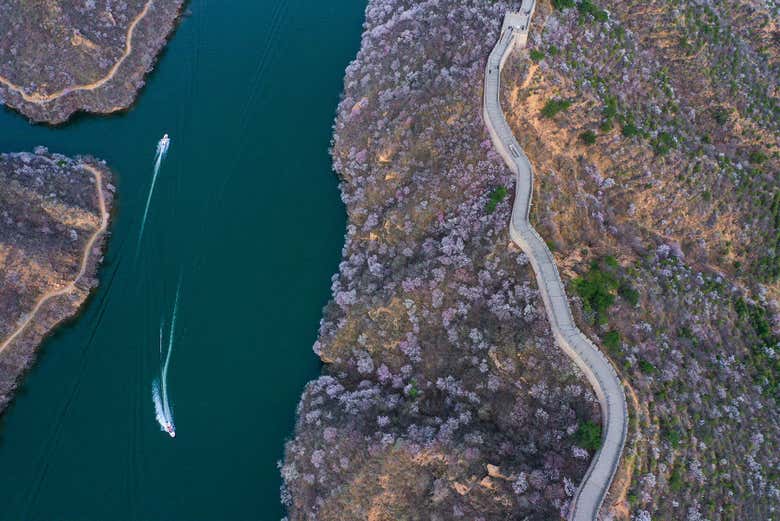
[482,3,628,520]
[0,163,109,356]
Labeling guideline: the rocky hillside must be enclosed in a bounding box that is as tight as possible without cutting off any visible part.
[0,0,183,123]
[283,0,779,520]
[0,149,113,413]
[504,0,778,519]
[282,2,600,520]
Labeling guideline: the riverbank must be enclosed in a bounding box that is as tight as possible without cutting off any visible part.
[0,150,113,413]
[0,0,184,123]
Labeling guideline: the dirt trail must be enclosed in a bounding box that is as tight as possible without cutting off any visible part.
[0,0,153,103]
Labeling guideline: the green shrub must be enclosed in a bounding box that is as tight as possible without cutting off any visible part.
[749,150,767,164]
[602,95,618,119]
[602,330,621,355]
[407,380,420,399]
[548,45,561,56]
[530,49,545,62]
[669,464,684,492]
[712,106,730,125]
[638,359,657,374]
[578,0,608,21]
[618,281,639,306]
[622,123,640,137]
[485,186,508,214]
[573,260,619,324]
[652,131,676,155]
[576,420,602,451]
[541,98,572,118]
[552,0,575,9]
[580,130,597,145]
[665,428,681,448]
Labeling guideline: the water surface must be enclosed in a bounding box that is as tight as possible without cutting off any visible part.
[0,1,363,519]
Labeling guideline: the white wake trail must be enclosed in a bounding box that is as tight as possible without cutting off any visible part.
[151,324,168,431]
[161,281,180,427]
[137,135,170,252]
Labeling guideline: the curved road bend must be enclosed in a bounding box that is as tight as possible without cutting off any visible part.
[482,2,628,520]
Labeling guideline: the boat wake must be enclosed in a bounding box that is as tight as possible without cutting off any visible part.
[152,279,180,438]
[137,134,170,253]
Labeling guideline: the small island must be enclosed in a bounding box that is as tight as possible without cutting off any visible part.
[0,149,113,412]
[0,0,183,123]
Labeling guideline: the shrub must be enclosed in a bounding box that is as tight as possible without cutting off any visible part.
[541,98,572,118]
[602,330,621,355]
[618,281,639,306]
[712,106,730,125]
[552,0,575,10]
[638,359,657,374]
[579,130,597,145]
[578,0,608,21]
[652,131,676,155]
[530,49,545,62]
[749,150,767,164]
[485,186,508,214]
[602,95,618,119]
[573,260,619,324]
[576,420,602,451]
[622,123,639,137]
[669,464,684,492]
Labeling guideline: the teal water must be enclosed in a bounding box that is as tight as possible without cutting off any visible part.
[0,1,363,519]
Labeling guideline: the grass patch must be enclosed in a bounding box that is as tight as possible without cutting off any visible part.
[541,98,572,119]
[485,186,508,214]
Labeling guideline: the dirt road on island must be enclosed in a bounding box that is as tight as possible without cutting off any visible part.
[0,0,153,103]
[0,163,109,356]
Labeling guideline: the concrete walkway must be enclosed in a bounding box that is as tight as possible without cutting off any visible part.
[482,2,628,520]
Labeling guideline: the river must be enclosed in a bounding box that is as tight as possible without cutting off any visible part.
[0,1,363,519]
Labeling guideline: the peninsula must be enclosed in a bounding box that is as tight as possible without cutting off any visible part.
[0,0,183,123]
[285,0,778,519]
[0,150,113,413]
